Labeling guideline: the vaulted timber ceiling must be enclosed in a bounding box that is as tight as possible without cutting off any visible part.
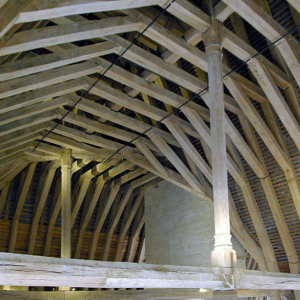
[0,0,300,284]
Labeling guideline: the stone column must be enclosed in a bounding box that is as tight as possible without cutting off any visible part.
[204,20,236,268]
[61,149,72,259]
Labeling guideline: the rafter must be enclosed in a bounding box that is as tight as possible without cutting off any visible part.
[27,160,60,255]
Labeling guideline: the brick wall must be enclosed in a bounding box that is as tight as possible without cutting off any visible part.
[145,180,245,268]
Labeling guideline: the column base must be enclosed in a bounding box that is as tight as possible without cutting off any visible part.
[211,245,237,268]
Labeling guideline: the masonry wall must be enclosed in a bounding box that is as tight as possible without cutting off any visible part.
[145,180,245,267]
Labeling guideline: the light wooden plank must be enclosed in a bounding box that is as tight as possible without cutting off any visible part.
[88,79,200,140]
[0,17,141,56]
[0,97,73,126]
[101,188,134,261]
[0,252,225,289]
[43,180,61,257]
[0,289,279,300]
[0,80,87,114]
[224,77,290,171]
[44,132,117,158]
[18,0,160,23]
[215,2,233,21]
[61,108,159,153]
[76,97,181,148]
[165,120,212,182]
[0,41,118,82]
[148,132,203,194]
[0,0,31,39]
[223,0,300,88]
[0,110,61,137]
[134,141,168,177]
[9,163,37,253]
[0,61,99,99]
[107,35,245,111]
[27,160,60,255]
[248,59,300,154]
[0,161,28,191]
[235,269,300,290]
[126,205,144,262]
[114,190,144,261]
[286,0,300,14]
[0,182,10,220]
[88,183,121,260]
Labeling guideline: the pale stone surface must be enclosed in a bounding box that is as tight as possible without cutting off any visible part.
[145,180,245,268]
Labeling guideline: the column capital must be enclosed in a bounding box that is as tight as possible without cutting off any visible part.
[61,149,72,167]
[203,19,224,49]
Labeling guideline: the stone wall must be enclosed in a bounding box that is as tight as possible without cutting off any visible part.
[145,180,245,267]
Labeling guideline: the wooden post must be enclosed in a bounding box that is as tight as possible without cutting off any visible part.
[61,149,72,259]
[203,20,236,268]
[60,149,72,291]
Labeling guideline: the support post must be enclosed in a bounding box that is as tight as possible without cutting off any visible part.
[203,20,236,269]
[60,149,72,291]
[61,149,72,259]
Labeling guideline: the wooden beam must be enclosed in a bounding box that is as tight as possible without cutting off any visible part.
[286,0,300,15]
[1,252,299,290]
[165,120,212,183]
[60,149,72,262]
[0,182,10,219]
[0,111,61,137]
[0,97,73,126]
[248,59,300,155]
[0,17,141,57]
[52,124,133,153]
[44,132,118,158]
[61,108,159,153]
[0,252,226,289]
[76,97,180,148]
[88,80,200,140]
[137,231,146,263]
[0,0,32,39]
[239,114,299,273]
[43,180,61,257]
[0,80,87,114]
[74,177,105,259]
[215,2,233,21]
[0,161,28,191]
[71,161,133,229]
[226,138,279,272]
[107,35,244,112]
[101,188,134,261]
[17,0,160,23]
[114,190,144,261]
[222,28,290,90]
[0,41,118,82]
[88,183,121,260]
[128,10,266,103]
[204,22,235,268]
[235,269,300,290]
[0,289,280,299]
[180,107,267,269]
[223,0,300,88]
[126,205,144,262]
[27,160,60,255]
[0,61,99,99]
[148,132,203,194]
[9,163,37,253]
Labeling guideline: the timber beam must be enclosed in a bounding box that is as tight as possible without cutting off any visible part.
[0,289,280,299]
[0,253,300,290]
